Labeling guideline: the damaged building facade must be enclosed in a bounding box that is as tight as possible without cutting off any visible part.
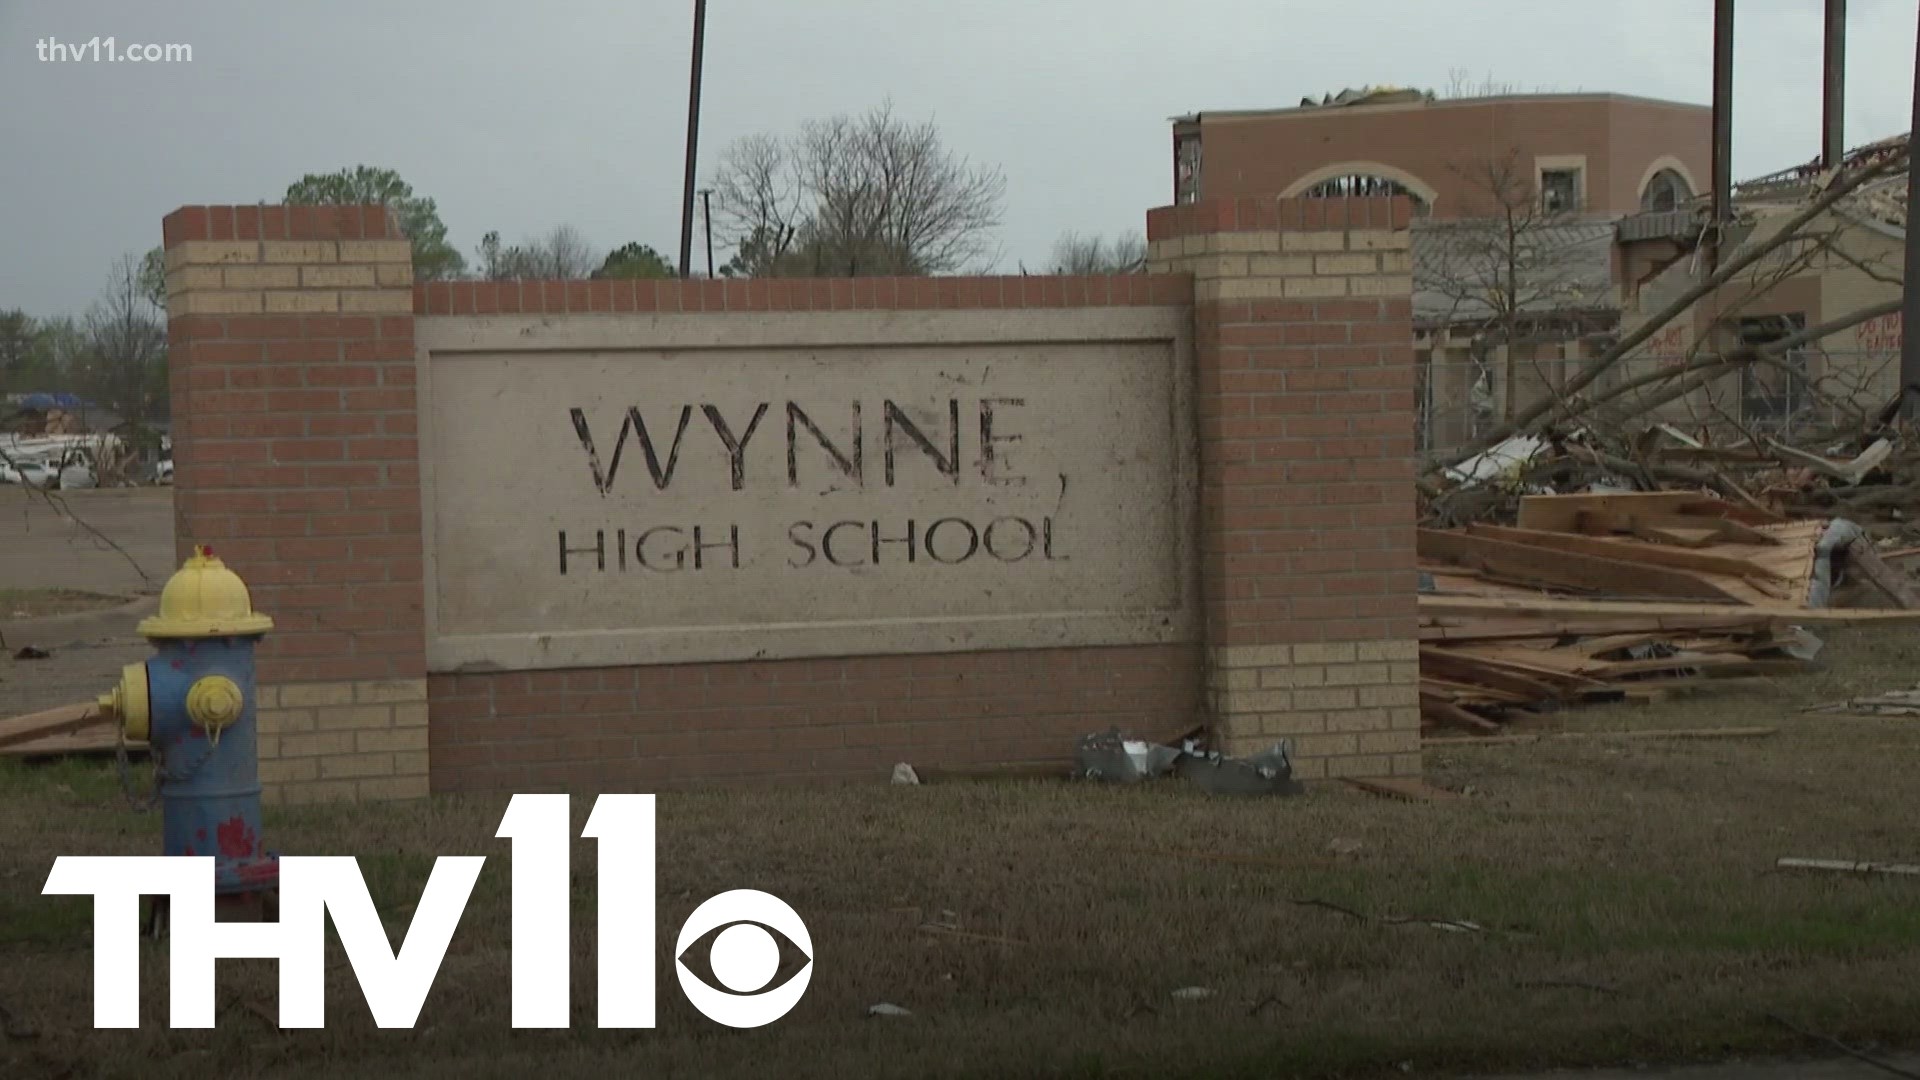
[1170,86,1712,454]
[1611,133,1909,440]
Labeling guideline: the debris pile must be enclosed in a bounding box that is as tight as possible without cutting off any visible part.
[1417,491,1920,733]
[1072,728,1302,796]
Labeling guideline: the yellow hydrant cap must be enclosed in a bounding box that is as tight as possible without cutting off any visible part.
[137,545,274,639]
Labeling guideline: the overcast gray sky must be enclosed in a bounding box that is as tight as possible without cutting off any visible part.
[2,0,1916,316]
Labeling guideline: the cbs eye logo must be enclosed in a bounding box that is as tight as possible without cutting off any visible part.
[675,889,815,1027]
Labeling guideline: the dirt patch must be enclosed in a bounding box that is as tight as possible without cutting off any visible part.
[3,626,1918,1079]
[0,589,131,620]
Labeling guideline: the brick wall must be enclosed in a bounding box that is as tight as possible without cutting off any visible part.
[1147,196,1421,779]
[163,205,428,804]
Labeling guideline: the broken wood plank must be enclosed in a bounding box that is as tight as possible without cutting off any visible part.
[1425,725,1778,747]
[1341,777,1466,803]
[1419,694,1504,733]
[1776,857,1920,877]
[0,702,103,751]
[1419,647,1570,700]
[1418,595,1920,624]
[1465,524,1793,583]
[1418,529,1752,602]
[2,725,144,759]
[1516,492,1707,533]
[1418,614,1779,641]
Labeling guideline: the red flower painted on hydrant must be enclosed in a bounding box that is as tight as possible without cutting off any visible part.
[216,816,256,859]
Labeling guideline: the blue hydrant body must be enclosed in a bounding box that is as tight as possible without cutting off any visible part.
[147,636,276,894]
[99,547,278,899]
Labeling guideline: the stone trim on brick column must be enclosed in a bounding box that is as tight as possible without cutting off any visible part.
[1147,195,1421,779]
[163,205,428,804]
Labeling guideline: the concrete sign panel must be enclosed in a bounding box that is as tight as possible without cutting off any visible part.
[417,310,1196,670]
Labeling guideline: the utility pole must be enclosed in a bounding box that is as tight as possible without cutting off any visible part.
[1902,1,1920,414]
[677,0,708,279]
[1822,0,1847,168]
[700,188,715,278]
[1709,0,1734,270]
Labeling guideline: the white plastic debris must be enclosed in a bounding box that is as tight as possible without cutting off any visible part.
[891,762,920,785]
[868,1003,914,1017]
[1170,986,1216,1002]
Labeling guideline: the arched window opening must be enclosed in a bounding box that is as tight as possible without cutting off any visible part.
[1641,168,1693,212]
[1301,173,1431,213]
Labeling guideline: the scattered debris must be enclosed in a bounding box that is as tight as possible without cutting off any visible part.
[1170,987,1216,1002]
[917,924,1027,947]
[1412,491,1920,737]
[867,1003,913,1018]
[1326,837,1364,857]
[1074,728,1181,783]
[11,646,50,660]
[890,762,920,785]
[1805,686,1920,716]
[1072,728,1301,795]
[1175,741,1303,796]
[1776,857,1920,877]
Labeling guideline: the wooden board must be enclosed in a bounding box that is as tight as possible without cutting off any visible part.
[2,725,145,759]
[1418,615,1779,642]
[1419,529,1750,602]
[1419,692,1504,733]
[1516,493,1706,533]
[1341,777,1466,803]
[1417,595,1920,623]
[1419,648,1569,701]
[1464,524,1794,583]
[1425,725,1778,747]
[0,702,102,751]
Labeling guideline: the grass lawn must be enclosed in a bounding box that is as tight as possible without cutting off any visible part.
[4,626,1920,1079]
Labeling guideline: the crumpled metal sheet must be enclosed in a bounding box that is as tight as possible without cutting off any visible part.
[1176,740,1305,797]
[1074,728,1181,783]
[1075,729,1305,796]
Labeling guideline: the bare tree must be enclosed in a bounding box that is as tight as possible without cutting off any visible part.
[1417,150,1611,435]
[710,101,1006,277]
[81,254,168,420]
[474,225,601,280]
[1046,229,1146,274]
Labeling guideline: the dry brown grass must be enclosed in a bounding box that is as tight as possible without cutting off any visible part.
[5,627,1920,1080]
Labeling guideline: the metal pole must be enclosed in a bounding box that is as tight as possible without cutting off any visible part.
[700,189,715,278]
[1710,0,1734,226]
[1823,0,1847,169]
[1901,4,1920,414]
[677,0,708,279]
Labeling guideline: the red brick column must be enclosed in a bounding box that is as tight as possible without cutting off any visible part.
[163,204,427,802]
[1147,196,1422,778]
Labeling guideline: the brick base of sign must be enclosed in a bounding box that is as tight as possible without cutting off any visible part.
[1206,641,1421,778]
[256,679,431,804]
[424,645,1202,792]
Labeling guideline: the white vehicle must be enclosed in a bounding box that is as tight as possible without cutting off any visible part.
[0,458,58,488]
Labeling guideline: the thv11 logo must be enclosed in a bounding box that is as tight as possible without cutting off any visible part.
[42,794,813,1030]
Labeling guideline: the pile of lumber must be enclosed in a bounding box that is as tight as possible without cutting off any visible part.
[1417,491,1920,734]
[0,701,143,759]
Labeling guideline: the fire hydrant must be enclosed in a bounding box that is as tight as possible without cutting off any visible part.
[97,546,277,923]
